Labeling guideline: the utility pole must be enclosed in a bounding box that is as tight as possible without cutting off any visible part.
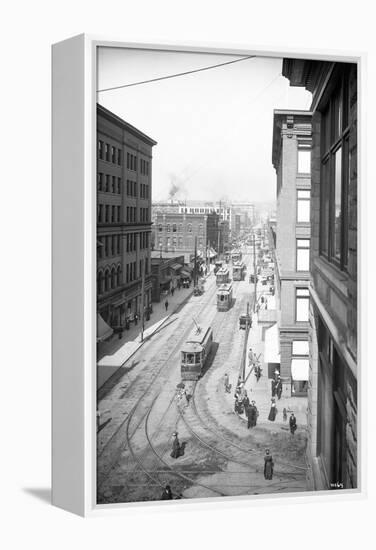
[194,235,198,287]
[140,257,146,342]
[253,232,257,312]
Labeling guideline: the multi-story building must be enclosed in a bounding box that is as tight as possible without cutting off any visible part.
[283,60,358,490]
[153,211,219,262]
[218,220,230,253]
[97,104,157,329]
[177,200,232,228]
[272,110,312,397]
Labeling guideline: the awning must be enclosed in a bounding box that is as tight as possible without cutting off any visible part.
[291,359,309,381]
[111,296,126,308]
[160,276,171,285]
[170,263,183,271]
[97,313,113,342]
[180,270,192,278]
[264,323,280,363]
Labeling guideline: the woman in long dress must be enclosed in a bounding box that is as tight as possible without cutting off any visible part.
[268,400,277,421]
[170,432,181,459]
[264,449,274,480]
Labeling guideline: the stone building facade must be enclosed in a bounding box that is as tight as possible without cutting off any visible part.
[97,104,157,330]
[283,60,358,490]
[272,110,312,397]
[153,211,219,262]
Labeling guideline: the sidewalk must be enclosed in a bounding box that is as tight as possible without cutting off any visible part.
[226,293,308,432]
[97,268,214,389]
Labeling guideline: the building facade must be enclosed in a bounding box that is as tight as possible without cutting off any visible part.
[97,104,157,330]
[272,110,312,397]
[150,254,185,302]
[283,60,358,489]
[153,211,219,262]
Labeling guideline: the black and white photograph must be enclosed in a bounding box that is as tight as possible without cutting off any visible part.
[95,47,358,505]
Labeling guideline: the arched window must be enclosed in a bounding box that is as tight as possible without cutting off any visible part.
[111,267,116,289]
[117,265,122,286]
[188,224,192,232]
[97,271,103,295]
[199,224,203,234]
[104,269,110,292]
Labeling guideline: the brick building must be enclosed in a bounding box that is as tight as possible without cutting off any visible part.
[283,60,358,489]
[271,110,312,397]
[150,254,185,302]
[97,104,157,331]
[153,211,219,263]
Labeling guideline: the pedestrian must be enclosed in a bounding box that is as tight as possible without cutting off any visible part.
[165,299,169,312]
[264,449,274,480]
[289,413,297,435]
[247,401,258,428]
[236,375,243,390]
[276,375,282,400]
[134,313,138,325]
[170,432,181,459]
[243,391,250,412]
[283,407,287,422]
[183,389,190,407]
[171,286,175,296]
[224,373,230,393]
[161,484,173,500]
[268,399,277,421]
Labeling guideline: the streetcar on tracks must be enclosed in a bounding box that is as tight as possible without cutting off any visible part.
[216,266,230,286]
[231,250,242,263]
[232,261,246,281]
[216,283,233,312]
[180,323,213,380]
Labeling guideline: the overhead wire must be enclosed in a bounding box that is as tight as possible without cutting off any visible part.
[97,55,256,93]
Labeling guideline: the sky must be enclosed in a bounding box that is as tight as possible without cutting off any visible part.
[97,47,312,204]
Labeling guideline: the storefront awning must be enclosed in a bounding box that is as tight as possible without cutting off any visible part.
[180,270,191,278]
[264,322,280,363]
[160,276,171,285]
[291,359,309,381]
[97,313,113,343]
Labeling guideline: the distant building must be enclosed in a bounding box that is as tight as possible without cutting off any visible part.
[272,110,312,397]
[219,220,230,253]
[97,104,157,331]
[283,60,358,490]
[150,254,185,302]
[153,211,219,263]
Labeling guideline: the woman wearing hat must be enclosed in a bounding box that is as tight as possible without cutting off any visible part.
[268,398,277,421]
[264,449,274,480]
[171,432,181,459]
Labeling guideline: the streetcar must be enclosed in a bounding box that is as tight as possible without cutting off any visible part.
[216,283,233,312]
[231,250,242,263]
[180,323,213,380]
[232,261,246,281]
[216,266,230,286]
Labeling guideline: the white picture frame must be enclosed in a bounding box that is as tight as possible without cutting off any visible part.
[52,34,365,517]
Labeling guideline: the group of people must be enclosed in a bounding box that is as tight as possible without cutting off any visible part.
[232,376,259,429]
[271,370,283,400]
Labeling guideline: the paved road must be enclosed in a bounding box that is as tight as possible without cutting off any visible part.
[97,248,308,504]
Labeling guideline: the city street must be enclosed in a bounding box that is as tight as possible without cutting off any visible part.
[97,248,308,504]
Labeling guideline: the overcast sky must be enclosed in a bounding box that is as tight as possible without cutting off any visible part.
[97,47,311,204]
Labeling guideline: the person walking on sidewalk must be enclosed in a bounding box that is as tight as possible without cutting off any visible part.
[165,299,169,312]
[268,398,277,421]
[247,401,258,428]
[276,375,282,400]
[289,413,297,435]
[171,286,175,296]
[263,449,274,480]
[224,373,231,393]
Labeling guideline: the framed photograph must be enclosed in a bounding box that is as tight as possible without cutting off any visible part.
[52,35,363,516]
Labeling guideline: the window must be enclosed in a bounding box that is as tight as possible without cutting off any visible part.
[319,68,352,270]
[167,224,170,232]
[111,146,116,163]
[112,176,116,193]
[296,239,310,271]
[98,140,103,159]
[158,224,162,232]
[188,224,192,232]
[117,149,122,165]
[297,190,310,222]
[296,287,309,322]
[105,143,110,161]
[172,223,177,232]
[298,148,311,174]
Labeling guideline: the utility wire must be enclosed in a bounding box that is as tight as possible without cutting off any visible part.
[97,55,256,93]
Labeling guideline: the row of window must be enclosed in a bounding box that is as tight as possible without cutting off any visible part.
[140,207,149,222]
[179,207,230,215]
[98,141,122,165]
[319,68,352,272]
[98,173,122,194]
[126,180,137,197]
[97,235,121,259]
[157,237,203,248]
[127,153,137,171]
[97,265,122,295]
[140,159,150,176]
[98,204,122,224]
[126,206,137,223]
[125,232,149,252]
[296,287,309,322]
[158,223,203,233]
[140,183,149,199]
